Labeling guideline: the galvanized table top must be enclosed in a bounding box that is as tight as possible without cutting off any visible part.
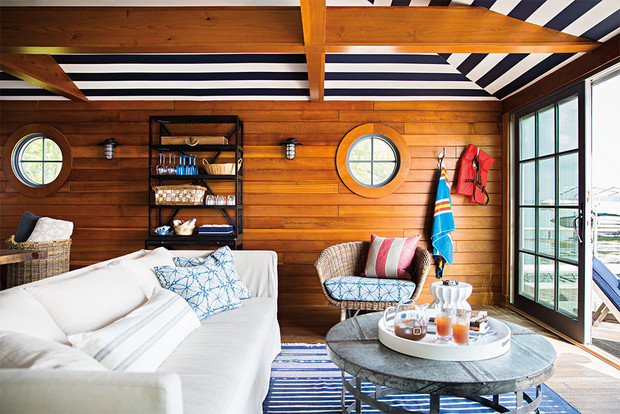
[326,312,556,397]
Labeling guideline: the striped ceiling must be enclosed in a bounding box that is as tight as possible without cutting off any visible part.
[1,0,618,101]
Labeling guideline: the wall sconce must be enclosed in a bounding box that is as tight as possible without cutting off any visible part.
[279,137,303,160]
[98,138,119,159]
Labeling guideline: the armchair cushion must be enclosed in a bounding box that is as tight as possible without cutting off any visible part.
[362,234,421,280]
[324,276,416,302]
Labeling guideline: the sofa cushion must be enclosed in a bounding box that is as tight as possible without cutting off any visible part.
[26,217,73,242]
[0,288,68,343]
[173,246,250,300]
[154,262,242,320]
[362,234,421,280]
[0,331,106,371]
[324,275,416,302]
[69,289,200,372]
[14,211,40,242]
[158,297,280,414]
[107,246,174,269]
[25,264,149,336]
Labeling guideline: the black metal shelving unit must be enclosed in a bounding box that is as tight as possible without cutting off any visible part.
[146,115,243,250]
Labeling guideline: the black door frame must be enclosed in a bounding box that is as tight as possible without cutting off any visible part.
[512,81,587,343]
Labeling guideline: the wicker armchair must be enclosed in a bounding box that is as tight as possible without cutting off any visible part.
[314,241,431,321]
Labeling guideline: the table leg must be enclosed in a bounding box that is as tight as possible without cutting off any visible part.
[430,394,440,414]
[356,377,362,413]
[341,371,346,413]
[516,390,523,410]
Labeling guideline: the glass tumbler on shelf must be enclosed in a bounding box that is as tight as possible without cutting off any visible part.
[205,195,215,206]
[216,195,226,205]
[227,195,235,205]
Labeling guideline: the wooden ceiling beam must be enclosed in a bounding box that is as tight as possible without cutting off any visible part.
[326,7,600,54]
[0,7,600,55]
[0,54,88,102]
[0,7,304,54]
[301,0,326,103]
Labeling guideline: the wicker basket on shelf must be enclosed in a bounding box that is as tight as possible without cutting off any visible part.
[153,184,206,205]
[5,235,72,288]
[202,158,242,175]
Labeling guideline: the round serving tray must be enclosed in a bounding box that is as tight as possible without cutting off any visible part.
[378,317,511,361]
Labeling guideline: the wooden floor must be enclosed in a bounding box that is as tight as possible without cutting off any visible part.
[279,305,620,414]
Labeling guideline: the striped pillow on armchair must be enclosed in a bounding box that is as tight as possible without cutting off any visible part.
[361,234,421,280]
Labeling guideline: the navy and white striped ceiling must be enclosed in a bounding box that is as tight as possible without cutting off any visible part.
[1,0,618,101]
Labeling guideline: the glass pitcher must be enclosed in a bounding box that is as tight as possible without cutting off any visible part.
[384,298,429,341]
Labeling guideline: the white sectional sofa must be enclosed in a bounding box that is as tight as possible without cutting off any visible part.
[0,247,281,414]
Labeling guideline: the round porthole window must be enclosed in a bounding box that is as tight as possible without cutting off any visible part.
[347,134,399,188]
[3,124,72,197]
[336,123,411,198]
[13,134,64,187]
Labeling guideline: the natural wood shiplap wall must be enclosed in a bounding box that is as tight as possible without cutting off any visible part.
[0,100,503,306]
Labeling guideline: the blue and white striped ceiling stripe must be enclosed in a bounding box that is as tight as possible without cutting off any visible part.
[433,0,619,99]
[324,53,495,100]
[0,0,617,101]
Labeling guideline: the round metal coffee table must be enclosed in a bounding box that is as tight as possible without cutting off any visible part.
[326,312,556,414]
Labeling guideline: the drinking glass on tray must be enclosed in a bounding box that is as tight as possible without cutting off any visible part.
[435,307,454,342]
[452,309,471,345]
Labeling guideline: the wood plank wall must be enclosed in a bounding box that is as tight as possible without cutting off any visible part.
[0,100,504,306]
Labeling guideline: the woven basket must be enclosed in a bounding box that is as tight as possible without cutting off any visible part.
[153,184,206,205]
[202,158,242,175]
[5,235,72,288]
[174,223,195,236]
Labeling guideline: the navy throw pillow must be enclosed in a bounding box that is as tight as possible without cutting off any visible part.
[15,212,40,242]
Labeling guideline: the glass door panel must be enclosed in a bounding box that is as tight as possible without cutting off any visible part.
[519,252,535,300]
[558,263,579,318]
[513,83,586,343]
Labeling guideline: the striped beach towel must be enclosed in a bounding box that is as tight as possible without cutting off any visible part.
[431,160,455,279]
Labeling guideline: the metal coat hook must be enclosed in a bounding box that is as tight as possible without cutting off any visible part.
[437,147,446,169]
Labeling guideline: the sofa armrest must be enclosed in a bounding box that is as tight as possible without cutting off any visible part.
[0,370,183,414]
[231,250,278,298]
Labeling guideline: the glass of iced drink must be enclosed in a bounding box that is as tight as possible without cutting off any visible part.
[452,309,471,345]
[435,307,454,342]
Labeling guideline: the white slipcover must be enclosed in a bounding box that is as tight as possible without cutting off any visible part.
[0,248,281,414]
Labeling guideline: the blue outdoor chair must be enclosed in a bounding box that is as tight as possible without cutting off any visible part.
[592,257,620,326]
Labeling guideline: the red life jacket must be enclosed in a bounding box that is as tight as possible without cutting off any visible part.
[456,144,495,206]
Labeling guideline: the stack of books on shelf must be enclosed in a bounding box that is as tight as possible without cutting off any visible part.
[198,224,234,236]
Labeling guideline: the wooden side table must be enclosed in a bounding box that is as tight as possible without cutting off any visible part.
[0,249,48,265]
[0,250,48,289]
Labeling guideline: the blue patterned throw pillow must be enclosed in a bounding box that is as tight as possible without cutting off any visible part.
[154,261,242,320]
[173,246,251,300]
[324,276,416,302]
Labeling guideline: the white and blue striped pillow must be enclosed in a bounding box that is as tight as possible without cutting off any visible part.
[68,289,200,372]
[173,246,251,300]
[155,259,242,319]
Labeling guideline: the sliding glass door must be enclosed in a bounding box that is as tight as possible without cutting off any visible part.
[513,82,589,343]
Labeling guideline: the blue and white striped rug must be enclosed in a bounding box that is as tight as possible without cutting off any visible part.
[263,344,580,414]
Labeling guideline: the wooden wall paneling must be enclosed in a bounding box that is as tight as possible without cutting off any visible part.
[0,100,503,306]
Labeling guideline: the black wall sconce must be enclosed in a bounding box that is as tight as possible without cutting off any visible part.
[279,137,303,160]
[98,138,119,159]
